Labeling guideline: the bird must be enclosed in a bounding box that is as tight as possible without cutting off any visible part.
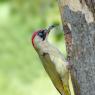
[31,25,78,95]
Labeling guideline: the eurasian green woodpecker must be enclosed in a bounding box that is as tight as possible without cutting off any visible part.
[31,25,76,95]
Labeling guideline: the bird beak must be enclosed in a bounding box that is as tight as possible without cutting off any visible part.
[45,24,58,34]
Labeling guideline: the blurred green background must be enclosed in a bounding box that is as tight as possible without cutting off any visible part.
[0,0,66,95]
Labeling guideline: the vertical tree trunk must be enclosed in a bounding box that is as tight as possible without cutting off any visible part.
[58,0,95,95]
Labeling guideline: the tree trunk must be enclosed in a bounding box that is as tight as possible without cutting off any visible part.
[58,0,95,95]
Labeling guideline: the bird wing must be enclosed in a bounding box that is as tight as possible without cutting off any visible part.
[39,53,70,95]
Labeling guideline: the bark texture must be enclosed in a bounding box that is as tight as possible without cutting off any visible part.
[58,0,95,95]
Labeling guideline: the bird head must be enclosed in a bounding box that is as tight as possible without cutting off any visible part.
[32,25,57,49]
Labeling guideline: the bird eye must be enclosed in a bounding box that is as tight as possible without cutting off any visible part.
[38,30,46,40]
[38,32,43,37]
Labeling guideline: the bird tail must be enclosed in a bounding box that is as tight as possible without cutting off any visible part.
[69,71,80,95]
[62,84,71,95]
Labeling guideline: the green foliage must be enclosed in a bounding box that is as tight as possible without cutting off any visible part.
[0,0,8,3]
[0,0,66,95]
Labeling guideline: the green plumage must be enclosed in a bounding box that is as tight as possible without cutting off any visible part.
[35,39,72,95]
[32,28,79,95]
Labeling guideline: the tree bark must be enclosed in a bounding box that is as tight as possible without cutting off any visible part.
[58,0,95,95]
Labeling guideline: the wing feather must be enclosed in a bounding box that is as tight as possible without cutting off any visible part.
[39,53,70,95]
